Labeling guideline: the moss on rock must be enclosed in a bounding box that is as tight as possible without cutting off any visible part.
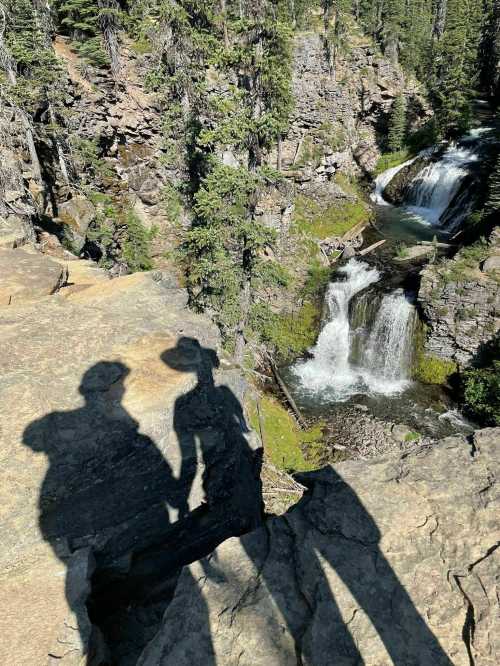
[247,395,325,472]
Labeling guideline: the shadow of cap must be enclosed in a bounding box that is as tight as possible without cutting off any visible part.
[161,337,219,372]
[79,361,129,395]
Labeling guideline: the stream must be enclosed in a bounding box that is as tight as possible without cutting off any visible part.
[283,123,499,442]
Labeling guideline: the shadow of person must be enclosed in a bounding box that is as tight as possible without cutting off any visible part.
[248,466,455,665]
[161,337,263,536]
[22,361,192,664]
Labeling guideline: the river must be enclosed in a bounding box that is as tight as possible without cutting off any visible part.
[283,122,498,440]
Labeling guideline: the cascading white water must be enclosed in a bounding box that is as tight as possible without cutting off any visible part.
[371,156,419,205]
[361,290,416,390]
[293,259,417,401]
[373,127,493,229]
[404,143,478,226]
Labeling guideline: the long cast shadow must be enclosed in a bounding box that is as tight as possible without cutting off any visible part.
[23,338,452,665]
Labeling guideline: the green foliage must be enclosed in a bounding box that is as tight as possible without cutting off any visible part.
[462,336,500,425]
[250,261,330,362]
[87,202,155,272]
[121,210,156,272]
[248,395,325,472]
[404,431,421,442]
[54,0,110,67]
[293,195,371,239]
[395,242,409,259]
[441,239,489,282]
[374,150,411,176]
[70,137,113,182]
[388,94,407,152]
[414,354,458,385]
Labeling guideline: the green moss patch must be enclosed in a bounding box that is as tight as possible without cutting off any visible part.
[414,354,457,385]
[404,431,421,442]
[374,150,411,176]
[248,396,325,472]
[293,194,371,240]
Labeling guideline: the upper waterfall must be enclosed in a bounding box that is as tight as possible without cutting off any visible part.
[373,127,493,231]
[292,259,417,401]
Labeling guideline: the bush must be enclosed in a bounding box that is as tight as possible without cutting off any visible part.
[463,363,500,425]
[414,354,457,385]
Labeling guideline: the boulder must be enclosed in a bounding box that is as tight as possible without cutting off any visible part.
[139,428,500,666]
[0,248,68,305]
[382,156,429,204]
[0,215,28,248]
[58,196,96,253]
[483,254,500,272]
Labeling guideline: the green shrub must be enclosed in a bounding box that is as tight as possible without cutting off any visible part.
[415,354,457,385]
[463,363,500,425]
[404,431,421,442]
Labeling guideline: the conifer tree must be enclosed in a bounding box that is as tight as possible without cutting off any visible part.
[388,93,406,152]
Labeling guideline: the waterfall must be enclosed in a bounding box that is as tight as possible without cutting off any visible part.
[373,127,493,229]
[371,156,419,205]
[293,260,417,401]
[404,143,478,227]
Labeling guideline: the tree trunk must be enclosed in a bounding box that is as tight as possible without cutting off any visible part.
[432,0,447,40]
[234,275,251,365]
[221,0,229,49]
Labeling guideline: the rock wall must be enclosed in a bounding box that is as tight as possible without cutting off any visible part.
[418,230,500,366]
[278,31,428,181]
[138,427,500,666]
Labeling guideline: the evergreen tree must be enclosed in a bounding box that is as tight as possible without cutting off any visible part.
[54,0,109,66]
[388,93,406,151]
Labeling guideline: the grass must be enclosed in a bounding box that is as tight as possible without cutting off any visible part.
[404,431,421,442]
[293,194,371,240]
[248,395,325,472]
[441,239,490,283]
[374,150,411,176]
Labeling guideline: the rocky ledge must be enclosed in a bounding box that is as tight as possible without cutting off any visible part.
[139,428,499,666]
[0,249,262,665]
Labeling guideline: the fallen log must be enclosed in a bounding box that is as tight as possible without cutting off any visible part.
[266,354,307,428]
[358,239,386,256]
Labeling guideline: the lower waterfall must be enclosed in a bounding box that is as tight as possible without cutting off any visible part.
[292,259,417,401]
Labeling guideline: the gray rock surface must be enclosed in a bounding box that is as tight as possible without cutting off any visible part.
[418,235,500,366]
[139,428,500,666]
[0,247,68,304]
[0,261,262,665]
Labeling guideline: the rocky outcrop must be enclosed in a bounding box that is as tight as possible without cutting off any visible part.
[382,155,429,204]
[0,251,262,665]
[278,32,428,182]
[139,427,500,666]
[418,232,500,366]
[0,247,68,305]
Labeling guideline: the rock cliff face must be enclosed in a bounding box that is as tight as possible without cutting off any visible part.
[278,31,427,180]
[0,250,262,665]
[418,230,500,366]
[139,427,500,666]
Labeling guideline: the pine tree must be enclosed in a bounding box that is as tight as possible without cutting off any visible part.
[388,93,406,151]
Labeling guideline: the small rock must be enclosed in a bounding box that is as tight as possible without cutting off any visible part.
[482,255,500,272]
[391,423,413,443]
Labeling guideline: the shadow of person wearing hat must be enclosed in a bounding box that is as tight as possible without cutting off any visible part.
[161,337,263,534]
